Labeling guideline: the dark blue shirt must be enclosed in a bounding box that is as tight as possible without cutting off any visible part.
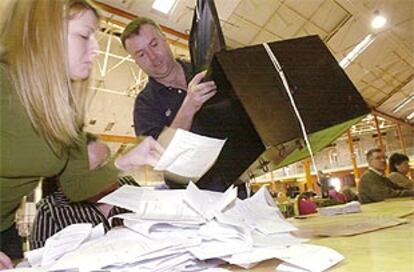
[133,61,194,138]
[132,60,247,198]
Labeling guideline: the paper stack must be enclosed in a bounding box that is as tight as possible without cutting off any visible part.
[25,185,344,272]
[318,201,362,216]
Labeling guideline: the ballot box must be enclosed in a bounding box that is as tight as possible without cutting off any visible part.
[194,35,370,185]
[190,1,370,188]
[189,0,226,73]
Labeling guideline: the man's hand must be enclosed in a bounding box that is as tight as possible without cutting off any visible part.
[183,70,217,114]
[115,136,164,171]
[0,251,13,270]
[170,71,217,131]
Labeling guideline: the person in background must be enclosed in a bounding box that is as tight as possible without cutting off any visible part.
[286,184,300,198]
[342,187,358,202]
[328,186,347,204]
[0,0,163,266]
[358,148,414,204]
[30,138,138,249]
[388,153,414,190]
[317,170,330,198]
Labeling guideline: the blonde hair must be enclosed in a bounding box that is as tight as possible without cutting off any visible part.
[0,0,98,155]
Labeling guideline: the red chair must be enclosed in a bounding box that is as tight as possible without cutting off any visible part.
[298,197,317,215]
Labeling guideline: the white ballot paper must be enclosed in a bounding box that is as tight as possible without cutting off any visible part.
[275,244,344,272]
[184,182,238,220]
[221,187,298,235]
[99,185,204,223]
[318,201,361,216]
[154,128,226,183]
[27,224,92,266]
[28,186,344,272]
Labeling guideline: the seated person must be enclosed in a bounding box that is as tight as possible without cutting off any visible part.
[268,189,278,198]
[304,190,317,198]
[358,148,414,204]
[29,139,137,249]
[276,192,289,203]
[342,187,358,202]
[388,153,414,190]
[328,186,347,204]
[317,170,331,198]
[287,185,300,198]
[298,194,317,215]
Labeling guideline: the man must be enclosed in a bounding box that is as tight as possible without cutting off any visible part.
[121,17,244,193]
[121,17,216,139]
[358,148,414,204]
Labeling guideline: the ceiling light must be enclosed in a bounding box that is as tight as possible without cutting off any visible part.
[152,0,177,14]
[339,34,376,69]
[407,112,414,120]
[371,12,387,29]
[392,95,414,113]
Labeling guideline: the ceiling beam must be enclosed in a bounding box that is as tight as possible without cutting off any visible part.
[375,73,414,107]
[97,134,138,144]
[93,0,189,41]
[371,109,414,129]
[100,17,189,50]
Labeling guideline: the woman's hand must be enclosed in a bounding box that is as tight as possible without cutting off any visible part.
[115,137,164,171]
[0,251,12,270]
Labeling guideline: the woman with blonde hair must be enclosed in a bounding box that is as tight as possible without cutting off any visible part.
[0,0,163,267]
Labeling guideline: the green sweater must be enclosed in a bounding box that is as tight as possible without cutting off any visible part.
[358,169,414,204]
[0,64,119,231]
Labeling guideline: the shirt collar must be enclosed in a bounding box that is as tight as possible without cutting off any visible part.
[147,59,193,92]
[369,167,385,177]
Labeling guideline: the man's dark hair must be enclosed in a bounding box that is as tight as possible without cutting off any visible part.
[120,16,162,48]
[389,153,409,172]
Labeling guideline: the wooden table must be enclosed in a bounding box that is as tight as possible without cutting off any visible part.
[229,198,414,271]
[11,199,414,272]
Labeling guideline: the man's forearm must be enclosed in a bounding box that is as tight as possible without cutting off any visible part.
[170,105,196,131]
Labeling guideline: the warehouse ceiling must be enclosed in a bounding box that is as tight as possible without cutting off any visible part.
[86,0,413,143]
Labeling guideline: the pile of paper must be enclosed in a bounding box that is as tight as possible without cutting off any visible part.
[318,201,361,216]
[26,184,344,272]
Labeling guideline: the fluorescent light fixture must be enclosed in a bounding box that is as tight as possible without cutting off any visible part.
[392,95,414,113]
[339,34,376,69]
[371,14,387,29]
[407,112,414,120]
[152,0,177,14]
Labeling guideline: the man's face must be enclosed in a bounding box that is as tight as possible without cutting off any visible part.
[125,24,175,80]
[369,151,387,173]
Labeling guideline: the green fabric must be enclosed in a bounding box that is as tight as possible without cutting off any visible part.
[0,64,119,231]
[273,115,366,170]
